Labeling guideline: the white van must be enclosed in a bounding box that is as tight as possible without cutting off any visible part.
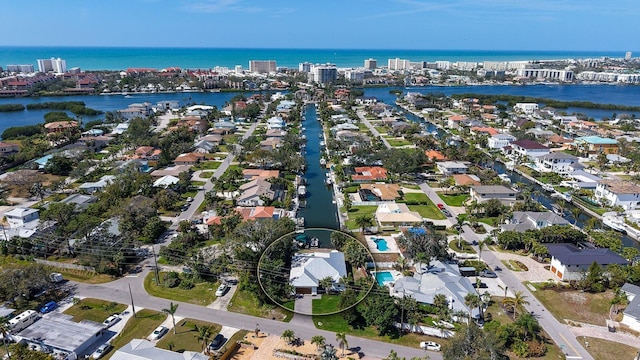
[8,310,40,333]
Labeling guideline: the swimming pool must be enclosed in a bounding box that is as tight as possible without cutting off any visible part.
[374,238,388,251]
[375,271,394,286]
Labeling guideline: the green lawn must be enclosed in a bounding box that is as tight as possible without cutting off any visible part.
[407,205,446,220]
[144,272,219,306]
[449,240,476,254]
[387,139,413,147]
[106,309,166,360]
[437,192,469,206]
[312,295,341,315]
[195,161,222,170]
[199,171,214,178]
[477,217,500,226]
[227,288,293,322]
[313,313,445,349]
[63,298,127,323]
[401,193,430,203]
[157,318,222,353]
[401,184,421,190]
[345,206,378,230]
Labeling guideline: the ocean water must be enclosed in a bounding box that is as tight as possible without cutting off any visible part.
[0,47,629,71]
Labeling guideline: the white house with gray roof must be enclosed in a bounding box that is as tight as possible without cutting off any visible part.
[534,152,579,174]
[621,283,640,332]
[594,179,640,210]
[393,261,480,321]
[289,250,347,295]
[545,243,628,281]
[501,211,569,233]
[470,185,517,206]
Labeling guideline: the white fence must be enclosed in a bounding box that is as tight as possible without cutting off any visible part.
[395,322,455,338]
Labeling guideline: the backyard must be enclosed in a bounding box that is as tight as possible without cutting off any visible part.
[437,192,469,207]
[63,298,128,323]
[106,309,167,360]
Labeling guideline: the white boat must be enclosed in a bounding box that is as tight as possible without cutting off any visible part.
[498,174,511,183]
[325,177,332,185]
[551,192,572,202]
[319,141,325,147]
[551,204,563,216]
[602,216,627,234]
[505,161,515,171]
[320,158,326,166]
[297,186,306,198]
[541,184,554,192]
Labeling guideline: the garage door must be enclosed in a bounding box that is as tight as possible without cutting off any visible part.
[296,287,311,295]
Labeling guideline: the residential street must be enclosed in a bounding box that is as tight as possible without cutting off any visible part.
[72,270,438,360]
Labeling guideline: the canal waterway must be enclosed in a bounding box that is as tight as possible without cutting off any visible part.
[298,103,340,234]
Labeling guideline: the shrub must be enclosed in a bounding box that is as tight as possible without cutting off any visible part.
[527,340,547,357]
[513,260,528,271]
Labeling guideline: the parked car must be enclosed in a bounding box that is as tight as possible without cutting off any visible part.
[215,283,230,297]
[437,203,445,210]
[209,334,226,351]
[420,341,441,351]
[480,269,498,278]
[40,301,57,314]
[102,314,121,328]
[150,325,168,340]
[91,343,112,359]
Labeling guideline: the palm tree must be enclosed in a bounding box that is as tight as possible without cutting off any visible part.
[570,207,582,226]
[335,332,348,356]
[502,291,530,319]
[0,316,11,359]
[477,237,489,261]
[319,277,334,293]
[354,214,373,234]
[311,335,326,351]
[281,329,295,345]
[195,325,212,353]
[162,302,179,334]
[515,312,540,341]
[465,293,482,322]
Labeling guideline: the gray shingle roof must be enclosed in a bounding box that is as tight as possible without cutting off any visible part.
[622,283,640,320]
[545,243,628,266]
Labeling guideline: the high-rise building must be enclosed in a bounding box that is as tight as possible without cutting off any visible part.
[298,62,312,72]
[6,64,35,73]
[388,58,410,71]
[625,51,633,60]
[249,60,276,73]
[364,58,377,70]
[311,63,337,84]
[37,58,66,74]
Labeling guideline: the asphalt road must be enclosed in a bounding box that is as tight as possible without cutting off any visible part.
[73,270,439,360]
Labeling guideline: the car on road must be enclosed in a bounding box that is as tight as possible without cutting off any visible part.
[480,269,498,278]
[150,325,168,340]
[209,334,226,351]
[215,283,230,297]
[442,209,452,217]
[40,301,57,314]
[90,343,112,359]
[437,203,445,210]
[102,314,121,328]
[420,341,441,351]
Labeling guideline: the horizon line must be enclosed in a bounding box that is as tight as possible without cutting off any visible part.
[0,45,633,53]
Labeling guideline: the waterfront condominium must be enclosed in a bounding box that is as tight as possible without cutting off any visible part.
[5,64,35,73]
[37,57,67,74]
[364,58,377,70]
[388,58,410,71]
[249,60,276,73]
[310,63,337,84]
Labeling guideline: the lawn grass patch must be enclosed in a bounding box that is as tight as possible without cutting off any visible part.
[401,192,429,203]
[199,171,214,178]
[577,336,640,360]
[449,240,476,254]
[312,295,341,315]
[401,184,421,190]
[313,313,446,349]
[345,205,377,230]
[228,287,292,322]
[477,217,500,227]
[195,161,222,170]
[106,309,166,360]
[437,192,469,207]
[48,268,114,284]
[63,298,127,323]
[387,139,413,147]
[528,284,615,326]
[144,272,219,306]
[157,318,222,353]
[407,205,446,220]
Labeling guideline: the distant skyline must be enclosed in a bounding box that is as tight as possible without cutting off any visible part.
[0,0,637,51]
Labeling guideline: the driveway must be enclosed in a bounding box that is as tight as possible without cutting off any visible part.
[207,283,238,310]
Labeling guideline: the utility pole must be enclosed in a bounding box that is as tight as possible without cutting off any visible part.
[401,290,405,332]
[128,283,137,318]
[151,247,160,284]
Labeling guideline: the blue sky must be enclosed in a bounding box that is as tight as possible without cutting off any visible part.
[0,0,636,50]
